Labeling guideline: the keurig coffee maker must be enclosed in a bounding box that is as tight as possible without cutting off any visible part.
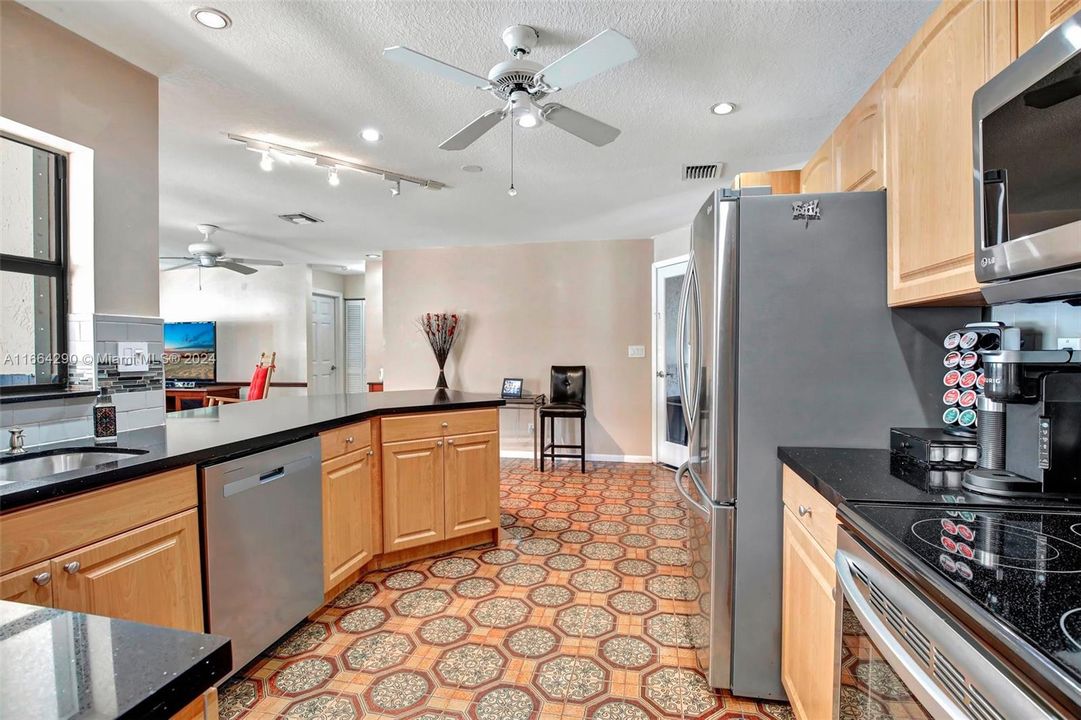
[963,326,1081,498]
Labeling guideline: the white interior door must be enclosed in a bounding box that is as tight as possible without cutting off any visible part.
[653,257,689,467]
[309,293,339,395]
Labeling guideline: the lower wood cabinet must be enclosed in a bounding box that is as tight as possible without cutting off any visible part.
[444,431,500,539]
[781,506,839,720]
[383,437,446,552]
[1,561,54,607]
[322,445,375,592]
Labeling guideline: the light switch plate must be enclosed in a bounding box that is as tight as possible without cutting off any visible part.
[117,341,150,373]
[1058,337,1081,350]
[628,345,646,358]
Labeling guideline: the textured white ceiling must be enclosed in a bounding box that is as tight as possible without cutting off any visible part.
[27,0,935,266]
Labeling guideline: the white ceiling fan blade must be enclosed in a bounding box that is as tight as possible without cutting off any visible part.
[439,109,506,151]
[383,46,489,90]
[542,104,621,146]
[159,256,193,261]
[162,261,197,272]
[218,261,258,275]
[223,258,284,267]
[537,29,638,90]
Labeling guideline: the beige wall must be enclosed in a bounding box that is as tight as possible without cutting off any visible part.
[311,269,345,295]
[383,239,653,459]
[2,2,159,317]
[365,260,384,384]
[344,273,365,299]
[653,226,690,262]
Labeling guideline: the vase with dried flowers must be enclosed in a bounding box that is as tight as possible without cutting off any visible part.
[418,312,461,390]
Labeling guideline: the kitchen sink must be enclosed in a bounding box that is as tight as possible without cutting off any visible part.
[0,448,149,484]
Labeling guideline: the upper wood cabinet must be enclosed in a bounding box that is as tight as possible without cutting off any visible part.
[884,0,1014,306]
[800,137,835,193]
[382,437,446,552]
[833,77,885,192]
[51,509,204,632]
[444,431,501,539]
[733,170,801,195]
[1017,0,1081,53]
[322,446,375,593]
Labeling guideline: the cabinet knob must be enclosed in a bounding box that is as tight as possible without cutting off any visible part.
[33,572,51,586]
[63,561,81,575]
[798,505,811,518]
[436,440,443,447]
[447,438,454,445]
[367,449,374,457]
[346,436,355,444]
[441,422,449,428]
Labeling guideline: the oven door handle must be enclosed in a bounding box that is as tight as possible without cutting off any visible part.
[835,549,969,720]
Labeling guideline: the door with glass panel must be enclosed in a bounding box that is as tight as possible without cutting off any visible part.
[654,257,689,467]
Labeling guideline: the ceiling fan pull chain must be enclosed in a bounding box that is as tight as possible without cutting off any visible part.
[507,112,517,197]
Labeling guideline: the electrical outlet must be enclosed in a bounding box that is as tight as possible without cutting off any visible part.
[628,345,646,358]
[1058,337,1081,350]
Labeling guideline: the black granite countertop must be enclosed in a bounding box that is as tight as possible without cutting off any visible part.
[0,390,505,511]
[778,446,1078,509]
[0,600,230,719]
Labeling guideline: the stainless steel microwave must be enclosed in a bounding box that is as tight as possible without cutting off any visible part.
[973,11,1081,304]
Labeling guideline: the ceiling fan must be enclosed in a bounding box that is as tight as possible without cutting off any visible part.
[159,225,284,275]
[383,25,638,150]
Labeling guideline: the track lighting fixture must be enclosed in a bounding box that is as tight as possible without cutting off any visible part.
[390,179,401,196]
[327,167,340,186]
[259,150,274,172]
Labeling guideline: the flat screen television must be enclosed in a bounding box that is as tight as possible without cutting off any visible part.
[164,321,217,384]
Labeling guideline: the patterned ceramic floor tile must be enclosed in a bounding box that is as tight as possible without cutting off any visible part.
[221,459,792,719]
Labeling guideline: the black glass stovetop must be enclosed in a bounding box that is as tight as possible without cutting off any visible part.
[849,503,1081,686]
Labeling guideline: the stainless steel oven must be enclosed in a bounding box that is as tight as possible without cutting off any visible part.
[972,10,1081,304]
[834,528,1060,719]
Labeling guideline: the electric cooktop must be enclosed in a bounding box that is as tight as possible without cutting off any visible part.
[847,503,1081,689]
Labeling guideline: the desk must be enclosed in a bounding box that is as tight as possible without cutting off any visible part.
[165,385,240,412]
[501,393,546,469]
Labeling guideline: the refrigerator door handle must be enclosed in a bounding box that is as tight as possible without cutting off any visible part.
[688,263,703,427]
[673,461,711,519]
[676,260,695,434]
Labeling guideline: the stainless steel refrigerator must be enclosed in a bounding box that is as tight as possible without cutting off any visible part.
[673,189,978,699]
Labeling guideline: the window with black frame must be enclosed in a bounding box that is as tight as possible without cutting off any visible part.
[0,135,68,391]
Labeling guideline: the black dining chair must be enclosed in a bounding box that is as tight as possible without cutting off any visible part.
[539,365,587,472]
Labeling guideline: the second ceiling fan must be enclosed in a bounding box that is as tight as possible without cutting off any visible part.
[384,25,638,150]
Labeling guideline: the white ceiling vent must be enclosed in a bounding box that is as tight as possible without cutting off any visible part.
[278,212,323,225]
[683,163,724,181]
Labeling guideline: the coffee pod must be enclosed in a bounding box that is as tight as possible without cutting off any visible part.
[944,370,962,387]
[944,331,962,349]
[959,351,979,369]
[959,331,979,349]
[958,408,977,427]
[943,388,961,405]
[943,407,961,424]
[976,372,986,391]
[944,351,962,368]
[959,390,977,408]
[959,371,978,389]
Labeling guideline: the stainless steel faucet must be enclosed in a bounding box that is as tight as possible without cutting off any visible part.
[8,427,26,455]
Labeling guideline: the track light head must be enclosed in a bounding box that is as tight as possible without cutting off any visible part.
[259,150,274,172]
[327,167,340,186]
[390,179,401,196]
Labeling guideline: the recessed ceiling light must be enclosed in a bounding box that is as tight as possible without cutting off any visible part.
[366,253,381,259]
[461,164,484,173]
[710,102,736,116]
[360,128,382,143]
[191,7,231,29]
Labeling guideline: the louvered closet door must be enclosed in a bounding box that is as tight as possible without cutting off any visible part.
[345,299,366,393]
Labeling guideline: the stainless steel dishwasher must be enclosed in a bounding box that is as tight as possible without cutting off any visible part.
[202,437,323,674]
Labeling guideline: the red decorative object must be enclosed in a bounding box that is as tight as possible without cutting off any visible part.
[418,313,461,390]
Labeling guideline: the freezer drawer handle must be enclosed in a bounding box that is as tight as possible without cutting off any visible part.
[222,456,314,497]
[673,462,710,519]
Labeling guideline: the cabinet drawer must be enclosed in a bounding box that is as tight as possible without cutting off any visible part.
[321,420,371,460]
[782,465,838,557]
[1,466,198,574]
[381,409,498,443]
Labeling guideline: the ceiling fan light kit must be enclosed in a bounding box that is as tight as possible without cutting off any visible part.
[160,224,286,277]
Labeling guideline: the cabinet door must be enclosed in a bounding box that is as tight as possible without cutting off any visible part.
[51,510,204,632]
[781,507,838,720]
[800,137,835,193]
[834,78,885,192]
[323,447,374,593]
[884,0,1013,306]
[382,438,445,552]
[0,561,54,608]
[444,431,500,539]
[1018,0,1081,54]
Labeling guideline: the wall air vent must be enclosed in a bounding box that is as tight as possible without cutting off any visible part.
[278,212,323,225]
[683,163,724,181]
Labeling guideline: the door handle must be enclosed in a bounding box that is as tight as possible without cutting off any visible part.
[330,364,337,371]
[672,462,710,519]
[676,262,694,435]
[656,370,667,378]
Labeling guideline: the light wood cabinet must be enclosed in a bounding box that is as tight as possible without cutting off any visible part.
[51,509,204,632]
[321,419,372,461]
[781,506,839,720]
[733,170,801,195]
[1017,0,1081,53]
[800,137,835,193]
[884,0,1013,306]
[0,561,54,608]
[444,431,501,539]
[833,77,885,192]
[382,437,446,552]
[322,446,375,592]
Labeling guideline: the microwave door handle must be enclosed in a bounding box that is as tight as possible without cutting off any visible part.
[834,550,969,719]
[676,261,694,434]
